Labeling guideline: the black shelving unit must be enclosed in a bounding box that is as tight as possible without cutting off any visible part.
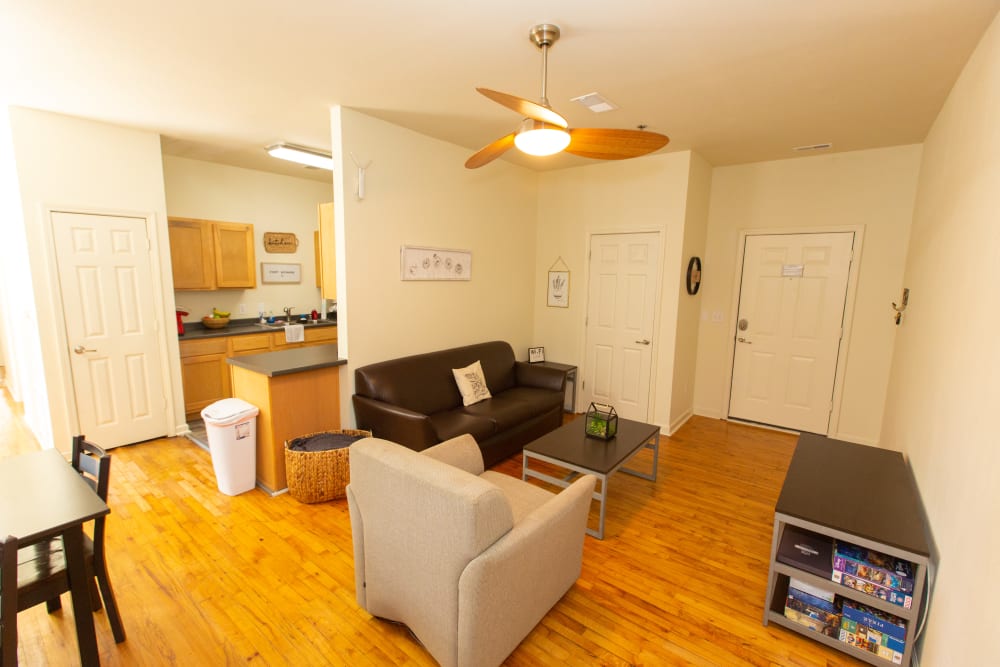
[763,434,934,667]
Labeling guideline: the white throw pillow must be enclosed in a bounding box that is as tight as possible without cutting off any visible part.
[452,360,492,406]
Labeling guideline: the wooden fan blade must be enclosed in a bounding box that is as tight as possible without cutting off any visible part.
[476,88,568,128]
[564,128,670,160]
[465,133,517,169]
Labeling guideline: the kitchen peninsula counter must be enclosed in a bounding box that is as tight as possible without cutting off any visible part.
[227,343,346,493]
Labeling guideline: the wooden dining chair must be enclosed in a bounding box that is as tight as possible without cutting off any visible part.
[17,437,126,643]
[1,534,17,667]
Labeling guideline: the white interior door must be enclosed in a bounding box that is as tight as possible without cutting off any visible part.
[583,232,660,421]
[729,232,854,433]
[52,211,168,447]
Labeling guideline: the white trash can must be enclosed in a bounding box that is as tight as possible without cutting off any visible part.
[200,398,259,495]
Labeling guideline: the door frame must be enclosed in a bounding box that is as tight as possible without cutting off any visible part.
[42,205,183,446]
[723,225,865,437]
[579,228,666,422]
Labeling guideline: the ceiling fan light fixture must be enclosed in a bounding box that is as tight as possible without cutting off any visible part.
[513,119,571,156]
[266,143,334,170]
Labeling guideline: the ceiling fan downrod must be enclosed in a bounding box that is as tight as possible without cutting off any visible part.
[529,24,560,109]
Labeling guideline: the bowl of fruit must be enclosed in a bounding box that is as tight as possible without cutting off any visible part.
[202,309,231,329]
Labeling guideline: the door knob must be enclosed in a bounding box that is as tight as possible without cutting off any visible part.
[737,337,752,344]
[73,345,96,354]
[635,339,651,345]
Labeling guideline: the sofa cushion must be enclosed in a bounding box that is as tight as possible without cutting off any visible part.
[460,394,551,431]
[499,386,566,413]
[452,360,492,406]
[428,410,497,443]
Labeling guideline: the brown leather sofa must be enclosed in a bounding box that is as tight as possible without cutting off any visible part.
[352,341,566,467]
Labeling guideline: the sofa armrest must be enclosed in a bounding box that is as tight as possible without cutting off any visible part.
[456,473,596,667]
[514,361,566,392]
[352,394,438,451]
[421,434,485,476]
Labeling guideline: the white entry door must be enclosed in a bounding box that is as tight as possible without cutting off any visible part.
[583,232,661,421]
[729,232,854,433]
[52,211,168,447]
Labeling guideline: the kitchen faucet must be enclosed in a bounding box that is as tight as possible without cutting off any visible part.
[283,306,294,320]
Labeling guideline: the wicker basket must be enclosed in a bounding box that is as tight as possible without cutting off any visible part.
[284,429,371,503]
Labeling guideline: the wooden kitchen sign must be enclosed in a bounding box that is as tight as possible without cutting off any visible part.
[263,232,299,253]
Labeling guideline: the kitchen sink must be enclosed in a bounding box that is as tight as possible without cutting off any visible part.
[255,320,327,328]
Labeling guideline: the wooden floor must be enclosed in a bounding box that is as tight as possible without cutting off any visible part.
[1,389,865,666]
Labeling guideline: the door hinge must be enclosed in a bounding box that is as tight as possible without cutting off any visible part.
[582,380,586,390]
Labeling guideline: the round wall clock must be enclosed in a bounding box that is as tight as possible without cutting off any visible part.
[686,256,702,295]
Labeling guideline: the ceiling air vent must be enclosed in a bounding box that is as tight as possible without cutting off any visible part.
[793,143,833,152]
[571,92,619,113]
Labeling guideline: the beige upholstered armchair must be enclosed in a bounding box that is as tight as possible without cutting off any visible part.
[347,434,596,667]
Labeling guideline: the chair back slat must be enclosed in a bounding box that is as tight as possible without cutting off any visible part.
[71,435,110,501]
[1,534,18,667]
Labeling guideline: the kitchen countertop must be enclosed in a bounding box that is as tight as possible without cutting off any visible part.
[225,343,347,377]
[180,317,337,340]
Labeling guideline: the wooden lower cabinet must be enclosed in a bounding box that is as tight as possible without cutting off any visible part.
[180,326,337,417]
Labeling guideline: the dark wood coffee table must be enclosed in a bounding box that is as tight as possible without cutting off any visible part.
[522,417,660,539]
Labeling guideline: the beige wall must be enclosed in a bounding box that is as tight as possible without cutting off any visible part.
[162,155,333,322]
[3,107,183,448]
[669,153,712,430]
[332,108,539,427]
[880,12,1000,665]
[533,151,693,427]
[693,145,922,444]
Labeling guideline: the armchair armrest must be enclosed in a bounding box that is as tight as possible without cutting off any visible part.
[514,361,566,392]
[351,394,437,451]
[456,474,596,667]
[421,434,485,476]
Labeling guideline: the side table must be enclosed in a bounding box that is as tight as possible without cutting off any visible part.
[530,361,577,412]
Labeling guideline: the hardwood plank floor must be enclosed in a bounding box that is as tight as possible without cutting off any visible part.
[1,389,864,666]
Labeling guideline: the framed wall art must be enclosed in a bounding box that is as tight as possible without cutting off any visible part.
[261,262,302,283]
[528,346,545,363]
[547,256,570,308]
[401,245,472,281]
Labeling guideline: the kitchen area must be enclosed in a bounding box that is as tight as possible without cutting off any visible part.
[164,154,342,492]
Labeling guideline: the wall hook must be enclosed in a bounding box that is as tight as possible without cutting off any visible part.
[891,287,910,325]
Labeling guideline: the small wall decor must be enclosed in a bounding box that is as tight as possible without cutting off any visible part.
[401,245,472,281]
[263,232,299,253]
[686,256,702,295]
[547,256,570,308]
[261,262,302,283]
[528,347,545,363]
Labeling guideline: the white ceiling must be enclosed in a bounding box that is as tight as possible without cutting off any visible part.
[2,1,998,182]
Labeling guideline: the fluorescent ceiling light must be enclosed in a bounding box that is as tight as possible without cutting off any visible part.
[266,143,334,170]
[513,119,571,156]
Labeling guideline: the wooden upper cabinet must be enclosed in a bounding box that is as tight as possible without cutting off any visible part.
[318,202,337,300]
[214,222,256,288]
[168,218,215,290]
[168,217,256,290]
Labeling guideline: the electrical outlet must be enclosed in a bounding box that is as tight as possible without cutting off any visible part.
[237,304,246,315]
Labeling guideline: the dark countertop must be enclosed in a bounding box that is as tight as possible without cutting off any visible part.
[180,317,337,340]
[225,343,347,377]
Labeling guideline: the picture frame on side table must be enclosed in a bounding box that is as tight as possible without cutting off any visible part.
[528,347,545,363]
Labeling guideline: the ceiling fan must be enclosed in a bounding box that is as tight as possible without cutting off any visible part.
[465,24,670,169]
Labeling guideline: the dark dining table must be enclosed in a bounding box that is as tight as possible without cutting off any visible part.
[0,448,110,666]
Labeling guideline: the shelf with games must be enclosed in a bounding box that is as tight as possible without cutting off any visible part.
[763,434,935,667]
